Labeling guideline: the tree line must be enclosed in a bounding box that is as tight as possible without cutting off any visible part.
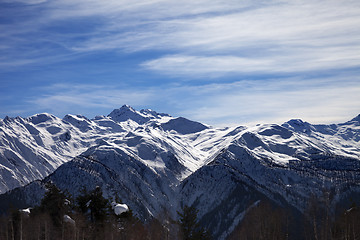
[1,182,358,240]
[0,182,211,240]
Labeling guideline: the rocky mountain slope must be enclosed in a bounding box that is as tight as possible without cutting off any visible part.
[0,106,359,239]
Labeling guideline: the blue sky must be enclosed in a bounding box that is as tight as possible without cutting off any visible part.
[1,0,360,126]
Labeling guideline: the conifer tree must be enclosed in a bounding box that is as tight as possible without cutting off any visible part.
[177,205,211,240]
[89,186,109,223]
[39,182,69,226]
[76,186,109,223]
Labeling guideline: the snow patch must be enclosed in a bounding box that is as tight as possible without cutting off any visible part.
[111,202,129,215]
[63,215,75,225]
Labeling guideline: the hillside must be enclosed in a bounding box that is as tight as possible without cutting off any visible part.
[0,106,359,239]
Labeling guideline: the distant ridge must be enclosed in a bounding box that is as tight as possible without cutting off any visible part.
[0,106,359,239]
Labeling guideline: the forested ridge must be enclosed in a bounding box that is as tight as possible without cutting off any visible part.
[0,182,210,240]
[0,182,359,240]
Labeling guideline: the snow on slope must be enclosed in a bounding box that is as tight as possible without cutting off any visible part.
[180,121,360,239]
[108,105,172,124]
[0,114,91,193]
[0,106,359,239]
[160,117,209,134]
[0,105,222,193]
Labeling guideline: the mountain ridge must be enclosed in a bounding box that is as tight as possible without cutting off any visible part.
[0,106,359,239]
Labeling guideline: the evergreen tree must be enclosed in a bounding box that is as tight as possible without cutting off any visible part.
[76,186,109,223]
[39,182,69,226]
[89,186,109,223]
[76,186,91,214]
[177,205,211,240]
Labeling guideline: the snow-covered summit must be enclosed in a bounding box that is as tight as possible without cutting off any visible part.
[28,113,58,125]
[108,105,172,124]
[282,119,313,133]
[160,117,209,134]
[108,105,145,123]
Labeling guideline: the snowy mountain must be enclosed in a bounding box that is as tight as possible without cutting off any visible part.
[0,106,359,239]
[0,105,174,194]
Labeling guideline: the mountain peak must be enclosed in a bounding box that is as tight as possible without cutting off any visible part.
[160,117,208,134]
[120,104,135,111]
[108,105,173,124]
[28,113,57,125]
[108,105,141,123]
[282,118,313,133]
[110,105,137,115]
[108,105,152,124]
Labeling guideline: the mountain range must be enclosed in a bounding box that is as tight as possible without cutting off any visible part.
[1,105,359,239]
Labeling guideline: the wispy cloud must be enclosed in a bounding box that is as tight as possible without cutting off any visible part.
[138,0,360,77]
[23,77,360,126]
[2,0,47,4]
[141,50,360,77]
[54,0,360,77]
[1,0,359,125]
[180,81,360,126]
[26,84,157,117]
[2,0,360,76]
